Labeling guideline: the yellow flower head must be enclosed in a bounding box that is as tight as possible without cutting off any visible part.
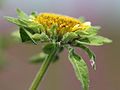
[33,13,91,35]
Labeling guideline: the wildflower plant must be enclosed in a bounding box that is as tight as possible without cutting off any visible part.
[5,9,112,90]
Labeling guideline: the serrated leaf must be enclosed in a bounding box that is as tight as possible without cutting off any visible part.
[5,16,45,33]
[75,44,96,71]
[32,33,50,42]
[19,27,37,44]
[16,8,29,20]
[75,30,90,36]
[79,17,85,23]
[68,47,89,90]
[20,19,45,33]
[76,35,112,46]
[85,26,101,37]
[4,16,26,26]
[62,32,78,43]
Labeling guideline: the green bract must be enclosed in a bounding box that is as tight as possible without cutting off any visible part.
[5,9,112,90]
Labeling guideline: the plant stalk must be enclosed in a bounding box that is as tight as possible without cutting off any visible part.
[29,45,58,90]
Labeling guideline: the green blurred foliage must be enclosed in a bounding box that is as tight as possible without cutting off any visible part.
[0,35,14,68]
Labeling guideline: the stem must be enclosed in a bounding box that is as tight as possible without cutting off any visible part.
[29,45,58,90]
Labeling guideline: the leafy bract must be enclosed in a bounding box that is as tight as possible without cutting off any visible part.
[76,35,112,46]
[16,8,29,20]
[74,44,96,71]
[4,16,27,27]
[62,32,78,43]
[68,47,89,90]
[42,43,64,62]
[19,27,37,44]
[85,26,101,37]
[75,26,100,38]
[5,16,45,33]
[79,17,85,23]
[47,24,58,41]
[32,33,50,42]
[30,12,38,18]
[12,30,21,41]
[43,43,56,54]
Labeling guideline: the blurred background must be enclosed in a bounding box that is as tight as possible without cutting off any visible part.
[0,0,120,90]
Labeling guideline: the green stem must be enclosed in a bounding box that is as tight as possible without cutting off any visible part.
[29,45,58,90]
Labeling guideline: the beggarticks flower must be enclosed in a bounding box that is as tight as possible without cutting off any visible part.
[5,9,112,90]
[33,13,91,35]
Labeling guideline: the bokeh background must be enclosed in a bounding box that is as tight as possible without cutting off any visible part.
[0,0,120,90]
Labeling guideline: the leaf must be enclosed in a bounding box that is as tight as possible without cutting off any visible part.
[43,43,55,54]
[19,27,37,44]
[30,12,38,18]
[75,44,96,71]
[62,32,78,43]
[32,33,50,42]
[32,33,41,40]
[32,33,49,42]
[43,44,64,62]
[29,52,59,63]
[85,26,101,37]
[29,52,47,63]
[79,17,85,23]
[68,47,89,90]
[47,24,58,41]
[5,16,45,33]
[16,8,29,20]
[4,16,27,27]
[75,30,89,35]
[76,35,112,46]
[11,30,21,41]
[20,19,45,33]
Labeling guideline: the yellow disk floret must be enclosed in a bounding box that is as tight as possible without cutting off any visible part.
[33,13,91,35]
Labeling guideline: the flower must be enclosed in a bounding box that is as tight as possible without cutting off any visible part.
[33,13,91,35]
[5,9,112,90]
[90,60,95,67]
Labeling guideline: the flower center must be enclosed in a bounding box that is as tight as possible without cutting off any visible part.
[33,13,91,35]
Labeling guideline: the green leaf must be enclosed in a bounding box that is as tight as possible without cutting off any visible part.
[85,26,101,37]
[43,44,63,62]
[68,47,89,90]
[76,35,112,46]
[79,17,85,23]
[20,19,45,33]
[75,30,89,35]
[11,30,21,41]
[32,33,49,42]
[16,8,29,20]
[32,33,50,42]
[47,24,58,41]
[75,26,100,38]
[29,52,47,63]
[32,33,41,40]
[31,12,38,18]
[43,43,55,54]
[29,52,59,63]
[75,44,96,71]
[5,16,45,33]
[62,32,78,43]
[19,27,37,44]
[4,16,27,26]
